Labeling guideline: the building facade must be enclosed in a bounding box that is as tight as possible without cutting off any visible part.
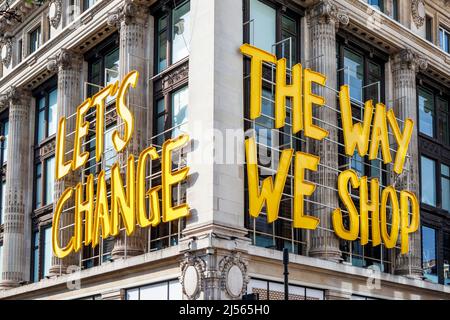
[0,0,448,300]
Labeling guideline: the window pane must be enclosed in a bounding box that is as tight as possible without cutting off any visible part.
[156,99,165,147]
[139,282,168,300]
[250,0,276,53]
[344,49,364,102]
[104,126,115,174]
[418,88,434,137]
[32,232,39,282]
[105,48,120,86]
[438,98,449,144]
[172,1,190,64]
[421,156,436,206]
[1,181,5,225]
[157,16,168,72]
[126,288,139,300]
[43,227,52,277]
[442,164,450,212]
[29,27,41,54]
[48,89,57,137]
[444,233,450,285]
[368,0,383,11]
[168,280,182,300]
[2,120,8,164]
[172,86,188,138]
[422,226,438,283]
[34,163,42,208]
[45,157,55,205]
[37,97,46,143]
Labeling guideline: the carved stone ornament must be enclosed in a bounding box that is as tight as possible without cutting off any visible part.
[106,0,148,29]
[411,0,426,28]
[310,0,349,27]
[0,37,12,67]
[392,48,428,73]
[47,48,82,72]
[218,252,249,299]
[179,252,206,300]
[48,0,62,28]
[0,86,30,109]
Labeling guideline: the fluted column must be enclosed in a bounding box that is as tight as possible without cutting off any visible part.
[0,87,31,289]
[391,49,427,278]
[47,49,83,275]
[107,0,148,259]
[307,1,348,262]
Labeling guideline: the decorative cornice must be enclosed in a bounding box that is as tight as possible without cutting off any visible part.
[47,48,82,72]
[48,0,62,29]
[106,0,148,29]
[309,0,349,27]
[392,48,428,73]
[411,0,426,29]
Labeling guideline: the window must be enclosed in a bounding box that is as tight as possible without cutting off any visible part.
[83,0,97,11]
[444,232,450,285]
[422,226,438,283]
[155,0,191,73]
[366,0,384,12]
[32,231,39,282]
[418,87,435,137]
[36,87,57,144]
[437,97,449,145]
[246,279,324,300]
[1,119,8,164]
[439,26,450,54]
[126,280,182,300]
[442,165,450,212]
[421,156,437,207]
[426,16,433,42]
[34,156,55,208]
[17,39,22,64]
[42,226,52,278]
[391,0,399,22]
[29,26,41,54]
[243,0,303,254]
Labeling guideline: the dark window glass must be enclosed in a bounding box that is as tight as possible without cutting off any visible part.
[422,226,438,283]
[0,181,5,225]
[32,231,39,282]
[437,97,449,145]
[34,163,42,209]
[392,0,399,21]
[1,119,8,164]
[418,87,435,137]
[421,156,436,206]
[442,164,450,212]
[36,87,58,144]
[17,39,22,63]
[83,0,96,11]
[426,16,433,42]
[157,16,168,72]
[44,156,55,206]
[29,26,41,54]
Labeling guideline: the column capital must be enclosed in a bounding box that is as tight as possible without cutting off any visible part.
[391,48,428,73]
[0,86,30,107]
[47,48,82,72]
[106,0,148,29]
[309,0,349,27]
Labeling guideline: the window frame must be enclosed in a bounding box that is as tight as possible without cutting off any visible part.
[439,26,450,54]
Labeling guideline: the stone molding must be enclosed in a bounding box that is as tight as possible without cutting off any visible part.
[391,48,428,73]
[106,0,148,29]
[47,48,82,72]
[309,0,349,28]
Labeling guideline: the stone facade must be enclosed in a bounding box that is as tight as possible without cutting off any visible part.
[0,0,448,300]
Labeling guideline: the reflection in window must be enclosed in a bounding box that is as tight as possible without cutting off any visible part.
[126,280,182,300]
[344,49,364,102]
[422,226,438,283]
[250,0,276,53]
[29,26,41,54]
[246,279,324,300]
[367,0,383,12]
[83,0,96,11]
[44,157,55,206]
[172,1,190,65]
[1,119,8,164]
[172,86,188,138]
[34,163,42,209]
[418,88,435,137]
[439,27,450,54]
[421,156,436,206]
[444,233,450,285]
[43,226,52,278]
[36,88,58,144]
[442,164,450,212]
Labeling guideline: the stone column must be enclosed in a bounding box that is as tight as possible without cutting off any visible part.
[0,87,31,289]
[307,0,348,262]
[47,48,83,275]
[391,49,427,278]
[107,0,148,259]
